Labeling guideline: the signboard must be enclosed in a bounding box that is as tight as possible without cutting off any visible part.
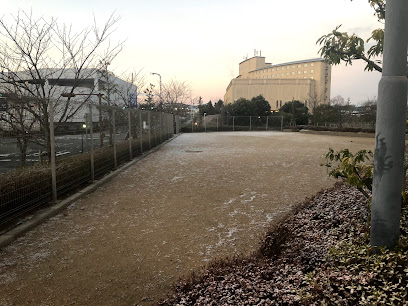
[129,93,138,108]
[0,100,8,112]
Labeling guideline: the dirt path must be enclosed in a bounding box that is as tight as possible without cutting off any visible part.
[0,132,374,305]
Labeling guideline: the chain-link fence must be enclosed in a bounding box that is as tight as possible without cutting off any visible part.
[0,104,177,227]
[181,114,286,132]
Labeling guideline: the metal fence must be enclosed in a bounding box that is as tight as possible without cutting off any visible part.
[181,115,286,132]
[0,105,178,227]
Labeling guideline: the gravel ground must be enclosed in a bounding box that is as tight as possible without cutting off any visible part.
[0,132,374,305]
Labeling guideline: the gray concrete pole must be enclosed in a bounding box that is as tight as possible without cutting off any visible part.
[148,111,151,149]
[370,0,408,249]
[266,116,269,131]
[49,100,57,202]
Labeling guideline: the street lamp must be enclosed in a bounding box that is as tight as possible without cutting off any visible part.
[61,92,104,148]
[151,72,162,104]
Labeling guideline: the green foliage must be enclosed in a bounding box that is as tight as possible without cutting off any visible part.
[312,104,341,125]
[278,100,309,125]
[321,148,373,199]
[302,203,408,304]
[198,101,217,116]
[223,95,271,117]
[317,0,386,73]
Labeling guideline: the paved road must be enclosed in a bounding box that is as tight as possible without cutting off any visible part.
[0,131,374,305]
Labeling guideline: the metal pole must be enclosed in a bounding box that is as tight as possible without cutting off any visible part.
[159,112,162,143]
[112,110,117,169]
[98,94,103,148]
[139,110,143,153]
[148,111,151,149]
[370,0,408,249]
[266,116,269,131]
[128,108,132,159]
[281,116,283,131]
[89,104,95,181]
[49,100,57,202]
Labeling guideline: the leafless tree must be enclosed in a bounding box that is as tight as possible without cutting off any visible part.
[0,10,123,160]
[162,79,192,106]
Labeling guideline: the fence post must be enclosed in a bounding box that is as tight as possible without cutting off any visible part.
[148,111,151,149]
[217,116,219,131]
[266,116,268,131]
[89,104,95,181]
[112,110,117,169]
[233,116,235,131]
[159,112,162,143]
[49,100,57,202]
[280,116,283,131]
[128,108,132,160]
[139,110,143,153]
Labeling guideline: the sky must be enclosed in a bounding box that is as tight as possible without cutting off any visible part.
[2,0,382,105]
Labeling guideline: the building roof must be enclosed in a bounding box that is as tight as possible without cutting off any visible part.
[252,58,325,72]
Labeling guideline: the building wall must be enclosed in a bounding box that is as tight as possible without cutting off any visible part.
[225,57,331,110]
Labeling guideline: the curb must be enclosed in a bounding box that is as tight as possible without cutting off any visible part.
[0,134,180,249]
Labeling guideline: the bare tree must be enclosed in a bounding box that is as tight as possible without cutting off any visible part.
[162,79,192,108]
[0,10,123,159]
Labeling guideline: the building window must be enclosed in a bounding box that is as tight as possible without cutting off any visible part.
[304,64,308,67]
[310,69,314,73]
[292,65,295,68]
[280,100,282,107]
[311,63,314,67]
[272,68,275,71]
[297,71,301,74]
[304,70,307,74]
[298,64,301,68]
[281,73,284,76]
[286,66,289,70]
[276,100,279,108]
[286,72,289,75]
[291,71,295,75]
[282,67,284,70]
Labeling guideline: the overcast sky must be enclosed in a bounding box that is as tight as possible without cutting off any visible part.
[3,0,382,105]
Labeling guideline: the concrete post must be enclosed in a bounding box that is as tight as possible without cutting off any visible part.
[89,104,94,181]
[266,116,269,131]
[250,116,252,131]
[49,100,57,202]
[233,116,235,131]
[370,0,408,249]
[281,116,284,131]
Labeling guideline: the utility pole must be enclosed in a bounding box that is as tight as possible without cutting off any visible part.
[370,0,408,249]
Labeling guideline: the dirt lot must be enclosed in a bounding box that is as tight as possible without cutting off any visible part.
[0,131,375,305]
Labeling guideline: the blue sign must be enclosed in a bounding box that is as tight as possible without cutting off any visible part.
[129,94,138,108]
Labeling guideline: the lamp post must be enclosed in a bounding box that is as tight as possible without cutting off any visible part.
[151,72,162,104]
[62,92,104,148]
